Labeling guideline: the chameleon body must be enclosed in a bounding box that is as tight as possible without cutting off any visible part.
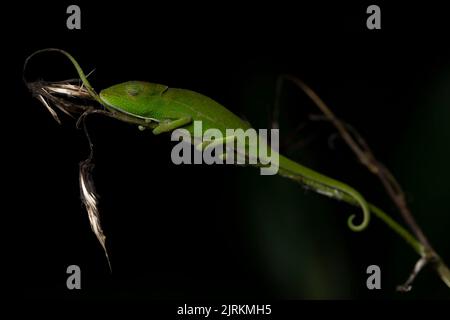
[100,81,370,231]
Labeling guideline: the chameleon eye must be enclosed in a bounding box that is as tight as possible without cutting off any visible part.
[126,83,141,96]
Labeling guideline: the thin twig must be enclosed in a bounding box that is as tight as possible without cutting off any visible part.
[397,257,429,292]
[278,75,432,248]
[275,74,450,289]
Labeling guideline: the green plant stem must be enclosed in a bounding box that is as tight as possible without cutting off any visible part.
[368,203,424,255]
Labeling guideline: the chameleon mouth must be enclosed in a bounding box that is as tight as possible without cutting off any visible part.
[99,90,161,123]
[98,90,118,109]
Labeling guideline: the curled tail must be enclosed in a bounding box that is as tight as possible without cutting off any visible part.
[339,186,370,232]
[278,154,370,232]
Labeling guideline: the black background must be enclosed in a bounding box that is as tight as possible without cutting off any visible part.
[8,0,450,307]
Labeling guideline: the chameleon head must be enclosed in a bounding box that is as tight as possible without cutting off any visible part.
[99,81,168,117]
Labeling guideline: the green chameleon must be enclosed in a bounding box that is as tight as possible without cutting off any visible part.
[99,79,371,230]
[25,49,426,261]
[36,49,371,230]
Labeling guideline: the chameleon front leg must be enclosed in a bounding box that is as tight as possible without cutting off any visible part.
[152,117,192,135]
